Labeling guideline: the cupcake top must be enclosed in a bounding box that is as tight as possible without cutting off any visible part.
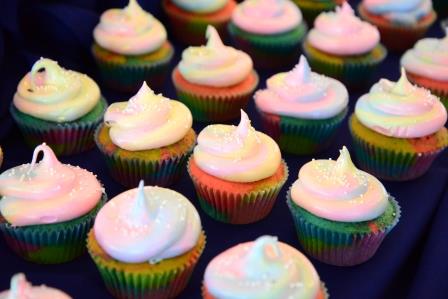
[193,110,281,183]
[94,180,201,263]
[401,29,448,81]
[363,0,433,25]
[104,82,192,151]
[0,144,103,227]
[308,2,380,55]
[255,55,348,119]
[355,69,447,138]
[204,235,321,299]
[13,58,101,123]
[178,25,253,87]
[93,0,167,55]
[291,146,389,222]
[0,273,71,299]
[231,0,303,34]
[172,0,228,13]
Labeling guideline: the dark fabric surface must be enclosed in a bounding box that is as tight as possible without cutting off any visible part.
[0,0,447,298]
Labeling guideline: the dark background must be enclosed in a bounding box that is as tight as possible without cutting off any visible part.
[0,0,447,298]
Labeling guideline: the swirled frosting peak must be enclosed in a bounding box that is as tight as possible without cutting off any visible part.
[204,236,321,299]
[0,143,103,227]
[355,69,447,138]
[94,0,167,55]
[308,2,380,55]
[255,55,348,119]
[172,0,228,13]
[13,58,100,122]
[363,0,433,25]
[104,82,192,151]
[178,25,253,87]
[94,180,202,263]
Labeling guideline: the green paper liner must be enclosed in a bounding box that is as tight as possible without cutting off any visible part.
[0,193,107,264]
[292,0,341,24]
[87,230,206,299]
[10,97,107,156]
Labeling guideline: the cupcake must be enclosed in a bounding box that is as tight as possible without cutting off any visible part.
[228,0,308,69]
[255,55,348,155]
[350,70,448,181]
[203,235,328,299]
[292,0,343,24]
[0,143,106,264]
[303,2,387,88]
[287,146,401,266]
[10,58,107,156]
[358,0,437,52]
[173,26,258,122]
[95,82,195,188]
[188,110,288,224]
[0,273,72,299]
[87,181,206,299]
[162,0,237,45]
[92,0,174,93]
[401,30,448,110]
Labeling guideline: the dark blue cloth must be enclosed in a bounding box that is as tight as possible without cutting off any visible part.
[0,1,447,298]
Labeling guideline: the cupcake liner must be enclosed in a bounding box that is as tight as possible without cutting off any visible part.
[0,193,107,264]
[292,0,341,24]
[406,71,448,111]
[258,107,348,155]
[10,97,107,156]
[87,230,206,299]
[188,158,288,224]
[287,194,401,266]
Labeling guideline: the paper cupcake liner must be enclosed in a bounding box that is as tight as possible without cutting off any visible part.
[258,107,348,155]
[10,97,107,156]
[406,71,448,111]
[287,194,401,266]
[87,230,206,299]
[292,0,340,24]
[0,194,106,264]
[188,158,288,224]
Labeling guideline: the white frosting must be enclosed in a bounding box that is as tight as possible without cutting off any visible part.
[363,0,433,25]
[172,0,228,13]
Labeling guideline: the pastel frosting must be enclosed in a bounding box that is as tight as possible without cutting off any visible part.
[194,110,281,183]
[355,69,447,138]
[291,146,389,222]
[13,58,101,122]
[94,181,202,263]
[172,0,228,13]
[0,144,103,227]
[255,55,348,119]
[308,2,380,55]
[178,25,253,87]
[93,0,167,55]
[363,0,433,25]
[104,82,192,151]
[204,236,321,299]
[231,0,303,34]
[0,273,72,299]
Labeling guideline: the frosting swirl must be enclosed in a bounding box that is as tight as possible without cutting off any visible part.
[94,181,202,263]
[172,0,228,13]
[0,144,103,227]
[204,236,321,299]
[363,0,433,25]
[255,55,348,119]
[104,82,192,151]
[13,58,100,122]
[308,2,380,55]
[231,0,302,34]
[291,146,389,222]
[93,0,167,55]
[194,110,281,183]
[355,69,447,138]
[178,25,253,87]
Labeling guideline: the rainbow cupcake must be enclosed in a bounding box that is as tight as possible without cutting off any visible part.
[0,273,72,298]
[292,0,343,24]
[173,26,258,122]
[10,58,107,156]
[0,144,106,264]
[87,181,206,299]
[95,82,195,188]
[188,110,288,224]
[255,55,348,155]
[92,0,174,93]
[203,236,328,298]
[287,146,401,266]
[350,70,448,181]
